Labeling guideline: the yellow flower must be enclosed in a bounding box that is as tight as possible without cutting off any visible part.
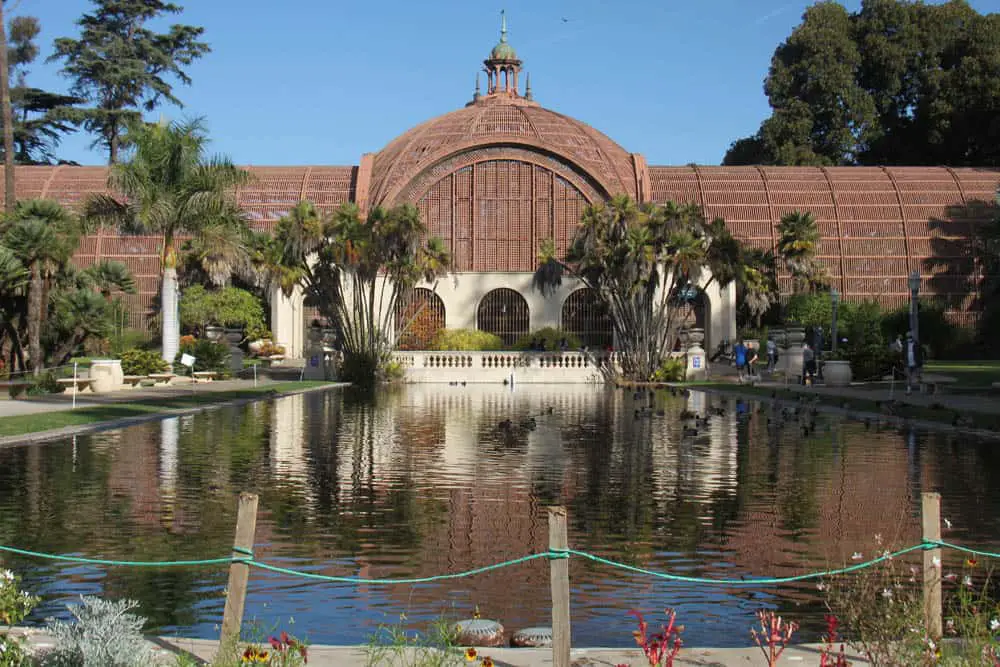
[465,647,477,661]
[241,647,269,663]
[482,657,495,667]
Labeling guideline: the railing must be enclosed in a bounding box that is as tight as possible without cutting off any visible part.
[391,350,621,383]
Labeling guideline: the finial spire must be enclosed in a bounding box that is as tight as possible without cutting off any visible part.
[500,10,507,43]
[474,72,481,101]
[525,72,532,100]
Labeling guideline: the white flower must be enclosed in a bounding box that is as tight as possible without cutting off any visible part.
[944,518,952,529]
[933,556,941,569]
[816,582,827,591]
[874,533,883,545]
[990,619,999,632]
[851,552,863,561]
[944,573,958,582]
[882,549,892,560]
[963,575,973,588]
[882,588,893,599]
[0,569,13,582]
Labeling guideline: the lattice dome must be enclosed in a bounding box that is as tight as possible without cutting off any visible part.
[367,97,639,206]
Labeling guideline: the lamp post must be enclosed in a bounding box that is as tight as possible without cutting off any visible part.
[831,288,840,353]
[908,270,920,343]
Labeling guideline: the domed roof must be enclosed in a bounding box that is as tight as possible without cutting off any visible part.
[490,40,517,61]
[368,97,638,205]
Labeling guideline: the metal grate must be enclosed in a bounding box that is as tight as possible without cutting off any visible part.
[395,288,446,350]
[477,288,529,346]
[560,288,612,348]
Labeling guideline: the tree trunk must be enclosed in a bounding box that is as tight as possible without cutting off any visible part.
[0,5,15,213]
[161,266,180,363]
[27,262,41,376]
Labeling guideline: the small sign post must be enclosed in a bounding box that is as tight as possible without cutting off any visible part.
[180,354,196,389]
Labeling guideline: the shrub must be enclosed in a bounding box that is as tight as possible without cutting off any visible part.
[511,327,582,351]
[882,299,969,359]
[175,338,231,376]
[1,567,40,667]
[843,344,896,382]
[255,341,286,358]
[381,360,405,382]
[651,357,686,382]
[179,285,264,332]
[118,349,169,376]
[41,596,153,667]
[429,328,503,351]
[107,329,154,357]
[27,371,64,396]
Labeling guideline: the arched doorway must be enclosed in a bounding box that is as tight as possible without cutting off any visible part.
[561,288,613,348]
[395,288,445,350]
[477,288,529,346]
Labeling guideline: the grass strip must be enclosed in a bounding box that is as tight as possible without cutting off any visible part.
[923,361,1000,388]
[0,381,337,438]
[694,382,1000,432]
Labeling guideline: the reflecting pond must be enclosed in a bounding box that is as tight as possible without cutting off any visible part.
[1,384,999,647]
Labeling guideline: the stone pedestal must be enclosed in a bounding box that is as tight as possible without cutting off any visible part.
[225,328,244,375]
[685,345,707,381]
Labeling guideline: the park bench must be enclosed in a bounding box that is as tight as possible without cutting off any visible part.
[148,373,175,386]
[57,377,95,393]
[192,371,219,383]
[122,375,146,388]
[918,374,957,395]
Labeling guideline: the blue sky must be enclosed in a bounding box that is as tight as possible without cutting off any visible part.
[22,0,1000,167]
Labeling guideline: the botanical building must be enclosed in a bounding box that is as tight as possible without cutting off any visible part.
[5,20,999,357]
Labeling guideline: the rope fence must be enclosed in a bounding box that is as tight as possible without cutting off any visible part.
[0,492,981,667]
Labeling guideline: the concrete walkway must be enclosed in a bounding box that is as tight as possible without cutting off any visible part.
[0,377,318,419]
[5,628,869,666]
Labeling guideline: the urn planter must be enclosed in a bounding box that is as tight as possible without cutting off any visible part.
[824,360,853,387]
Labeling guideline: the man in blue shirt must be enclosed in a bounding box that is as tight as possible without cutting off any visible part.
[734,339,748,384]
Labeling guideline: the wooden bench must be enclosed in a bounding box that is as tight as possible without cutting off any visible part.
[918,374,958,395]
[57,377,95,393]
[192,371,219,383]
[148,373,176,386]
[122,375,146,388]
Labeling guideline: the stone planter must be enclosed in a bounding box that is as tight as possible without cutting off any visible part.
[224,328,244,345]
[687,327,705,346]
[824,360,853,387]
[204,325,224,342]
[90,359,123,393]
[770,328,786,347]
[786,327,806,346]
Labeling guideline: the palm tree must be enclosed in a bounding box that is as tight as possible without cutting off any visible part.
[0,244,28,371]
[81,260,137,300]
[2,199,82,375]
[776,210,822,294]
[83,119,251,363]
[738,247,779,328]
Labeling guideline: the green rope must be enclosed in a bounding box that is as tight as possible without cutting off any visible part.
[244,552,552,584]
[232,547,254,557]
[565,544,929,586]
[0,544,237,568]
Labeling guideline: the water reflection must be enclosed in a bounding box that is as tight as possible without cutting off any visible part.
[1,385,999,647]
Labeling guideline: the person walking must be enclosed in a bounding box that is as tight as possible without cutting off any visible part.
[802,341,816,386]
[904,331,924,395]
[766,335,777,374]
[734,339,748,384]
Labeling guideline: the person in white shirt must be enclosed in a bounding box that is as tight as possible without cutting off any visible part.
[904,331,924,395]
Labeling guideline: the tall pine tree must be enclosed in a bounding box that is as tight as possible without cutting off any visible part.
[49,0,209,164]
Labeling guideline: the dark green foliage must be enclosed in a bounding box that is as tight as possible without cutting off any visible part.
[843,344,896,382]
[429,328,503,351]
[118,348,168,376]
[176,338,230,376]
[511,327,582,351]
[48,0,210,163]
[179,285,264,331]
[725,0,1000,167]
[26,370,63,395]
[1,15,82,164]
[881,299,969,359]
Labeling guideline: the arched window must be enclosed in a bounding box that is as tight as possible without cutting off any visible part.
[561,288,613,348]
[477,288,529,346]
[395,288,445,350]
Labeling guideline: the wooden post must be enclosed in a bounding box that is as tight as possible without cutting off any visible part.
[220,493,259,645]
[922,492,942,640]
[548,506,571,667]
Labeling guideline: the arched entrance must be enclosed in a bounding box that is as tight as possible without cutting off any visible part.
[477,288,529,346]
[561,288,613,348]
[395,288,446,350]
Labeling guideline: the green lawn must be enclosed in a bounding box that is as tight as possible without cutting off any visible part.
[0,381,337,438]
[694,382,1000,432]
[924,360,1000,388]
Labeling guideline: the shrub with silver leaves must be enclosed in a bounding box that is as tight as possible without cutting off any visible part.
[41,596,153,667]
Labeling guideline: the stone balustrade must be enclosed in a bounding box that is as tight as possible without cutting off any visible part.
[392,350,694,384]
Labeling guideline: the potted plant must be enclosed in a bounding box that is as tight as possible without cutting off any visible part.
[822,348,853,387]
[180,285,265,344]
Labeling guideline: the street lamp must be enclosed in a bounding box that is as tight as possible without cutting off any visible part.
[831,288,840,353]
[908,270,920,342]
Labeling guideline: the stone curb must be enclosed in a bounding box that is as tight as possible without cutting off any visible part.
[694,383,1000,441]
[0,382,347,448]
